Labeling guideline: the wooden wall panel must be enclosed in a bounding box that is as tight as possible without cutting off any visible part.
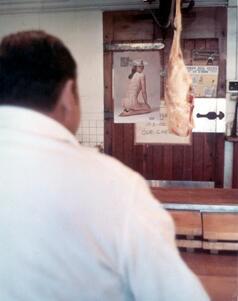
[150,146,164,179]
[195,39,206,50]
[144,145,154,179]
[233,143,238,188]
[103,8,226,187]
[192,134,204,181]
[112,124,124,161]
[162,145,173,180]
[103,14,113,156]
[113,13,154,42]
[104,120,113,155]
[104,50,113,156]
[203,133,216,182]
[214,134,225,188]
[182,7,225,39]
[134,144,145,175]
[216,8,227,98]
[123,124,134,169]
[183,144,193,180]
[172,145,185,180]
[183,39,194,65]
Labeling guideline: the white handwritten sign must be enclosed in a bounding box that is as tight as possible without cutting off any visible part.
[135,101,191,145]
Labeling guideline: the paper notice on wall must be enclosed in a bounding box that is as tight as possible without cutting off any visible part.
[187,66,219,97]
[135,101,191,145]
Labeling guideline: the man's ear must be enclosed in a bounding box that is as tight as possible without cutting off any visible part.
[50,79,80,134]
[58,79,78,111]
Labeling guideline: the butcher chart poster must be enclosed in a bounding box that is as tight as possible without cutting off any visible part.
[113,51,161,124]
[135,101,191,145]
[187,66,219,98]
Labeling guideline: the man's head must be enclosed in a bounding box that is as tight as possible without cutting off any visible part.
[0,30,80,133]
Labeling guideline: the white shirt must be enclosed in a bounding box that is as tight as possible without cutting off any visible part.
[0,106,209,301]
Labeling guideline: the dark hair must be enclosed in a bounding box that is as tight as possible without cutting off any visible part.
[0,30,77,111]
[128,66,137,79]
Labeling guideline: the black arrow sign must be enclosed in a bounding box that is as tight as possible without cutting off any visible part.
[196,111,225,120]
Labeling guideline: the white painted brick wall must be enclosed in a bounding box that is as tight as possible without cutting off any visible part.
[0,11,104,149]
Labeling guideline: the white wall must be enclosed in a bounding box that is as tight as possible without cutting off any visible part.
[224,1,238,187]
[0,11,104,148]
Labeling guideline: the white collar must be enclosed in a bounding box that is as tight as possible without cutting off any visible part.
[0,105,79,147]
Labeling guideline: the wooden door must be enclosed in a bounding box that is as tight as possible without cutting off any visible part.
[104,8,227,187]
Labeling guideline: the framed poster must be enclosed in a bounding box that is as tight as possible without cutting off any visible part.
[135,101,191,145]
[113,51,161,123]
[187,65,219,97]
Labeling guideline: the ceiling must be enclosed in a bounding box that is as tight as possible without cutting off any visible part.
[0,0,229,14]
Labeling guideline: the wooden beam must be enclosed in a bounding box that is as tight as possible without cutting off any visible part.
[169,210,202,236]
[203,213,238,241]
[203,241,238,251]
